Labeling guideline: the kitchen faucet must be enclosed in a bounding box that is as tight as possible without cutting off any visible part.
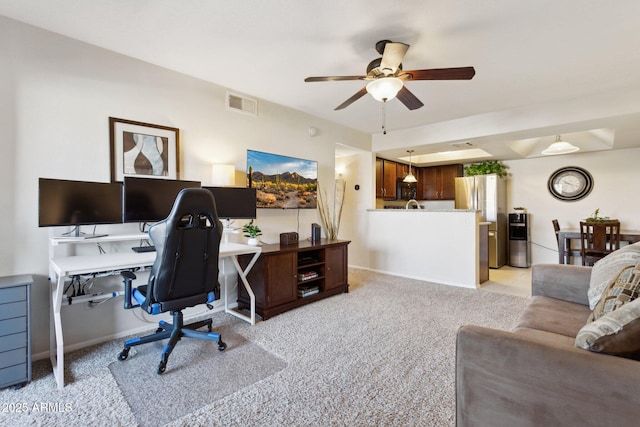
[405,199,420,209]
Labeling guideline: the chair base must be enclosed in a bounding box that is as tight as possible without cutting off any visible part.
[118,311,226,374]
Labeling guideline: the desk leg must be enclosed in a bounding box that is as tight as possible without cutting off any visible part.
[50,275,65,389]
[224,252,260,325]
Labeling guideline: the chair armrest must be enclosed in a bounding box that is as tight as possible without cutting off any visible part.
[456,325,640,427]
[121,271,138,310]
[531,264,591,306]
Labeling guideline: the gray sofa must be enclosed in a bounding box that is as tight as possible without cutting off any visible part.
[456,263,640,427]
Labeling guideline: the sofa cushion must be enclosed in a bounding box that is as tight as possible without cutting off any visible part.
[516,296,591,338]
[587,242,640,309]
[575,298,640,359]
[589,262,640,321]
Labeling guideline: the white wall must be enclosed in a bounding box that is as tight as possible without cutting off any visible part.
[335,150,374,269]
[0,16,370,357]
[504,147,640,265]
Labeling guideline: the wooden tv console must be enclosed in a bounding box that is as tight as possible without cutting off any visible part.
[237,239,350,320]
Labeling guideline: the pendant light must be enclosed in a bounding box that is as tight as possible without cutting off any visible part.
[542,135,580,155]
[403,150,418,183]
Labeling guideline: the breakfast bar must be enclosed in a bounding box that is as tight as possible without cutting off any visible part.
[367,209,482,288]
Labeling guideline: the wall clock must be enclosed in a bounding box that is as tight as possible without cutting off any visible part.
[547,166,593,201]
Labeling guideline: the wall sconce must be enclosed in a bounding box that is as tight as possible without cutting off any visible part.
[211,164,235,186]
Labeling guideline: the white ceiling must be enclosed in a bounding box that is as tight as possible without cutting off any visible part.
[2,0,640,165]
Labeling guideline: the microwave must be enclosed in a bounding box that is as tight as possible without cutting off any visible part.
[396,179,417,200]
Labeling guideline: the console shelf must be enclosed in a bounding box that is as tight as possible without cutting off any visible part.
[237,239,349,320]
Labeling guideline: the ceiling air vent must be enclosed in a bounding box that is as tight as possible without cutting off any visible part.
[226,92,258,117]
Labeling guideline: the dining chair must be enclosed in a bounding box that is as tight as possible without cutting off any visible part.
[579,220,621,266]
[552,219,581,264]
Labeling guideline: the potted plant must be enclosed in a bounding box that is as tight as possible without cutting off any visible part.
[464,161,509,178]
[242,219,262,245]
[585,209,614,223]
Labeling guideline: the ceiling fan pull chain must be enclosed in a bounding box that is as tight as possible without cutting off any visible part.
[382,101,387,135]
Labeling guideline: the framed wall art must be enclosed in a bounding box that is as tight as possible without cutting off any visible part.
[109,117,180,182]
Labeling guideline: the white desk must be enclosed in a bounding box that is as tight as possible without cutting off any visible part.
[48,240,261,390]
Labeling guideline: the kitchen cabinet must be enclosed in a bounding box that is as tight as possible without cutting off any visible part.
[396,162,411,181]
[418,164,463,200]
[238,240,350,320]
[375,158,398,200]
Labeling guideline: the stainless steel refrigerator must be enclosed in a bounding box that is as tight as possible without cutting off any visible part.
[454,174,507,268]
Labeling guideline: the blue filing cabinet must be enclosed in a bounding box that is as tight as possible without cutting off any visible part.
[0,275,32,389]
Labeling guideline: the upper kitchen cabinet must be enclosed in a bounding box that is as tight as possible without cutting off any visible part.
[376,158,398,200]
[396,162,411,181]
[418,164,463,200]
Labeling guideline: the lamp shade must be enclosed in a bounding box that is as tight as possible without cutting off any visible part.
[541,135,580,155]
[366,77,403,102]
[403,173,417,183]
[211,164,235,186]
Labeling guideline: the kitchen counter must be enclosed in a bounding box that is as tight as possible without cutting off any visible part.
[367,209,482,288]
[368,208,476,212]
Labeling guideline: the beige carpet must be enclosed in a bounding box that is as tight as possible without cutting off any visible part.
[0,268,529,426]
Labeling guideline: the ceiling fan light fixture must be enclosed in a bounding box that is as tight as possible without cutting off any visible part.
[366,77,403,102]
[542,135,580,155]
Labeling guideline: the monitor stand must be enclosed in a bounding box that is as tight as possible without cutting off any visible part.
[222,219,239,243]
[62,226,108,239]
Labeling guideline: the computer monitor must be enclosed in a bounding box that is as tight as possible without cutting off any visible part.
[123,177,201,223]
[38,178,123,228]
[203,187,257,220]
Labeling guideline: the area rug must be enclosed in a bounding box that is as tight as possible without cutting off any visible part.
[108,324,287,427]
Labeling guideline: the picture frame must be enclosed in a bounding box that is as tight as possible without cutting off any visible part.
[109,117,180,182]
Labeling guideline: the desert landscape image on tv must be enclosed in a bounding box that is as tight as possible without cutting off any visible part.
[246,149,317,209]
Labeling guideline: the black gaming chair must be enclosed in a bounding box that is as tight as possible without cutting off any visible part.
[118,188,226,374]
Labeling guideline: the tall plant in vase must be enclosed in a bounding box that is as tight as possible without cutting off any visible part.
[317,178,346,240]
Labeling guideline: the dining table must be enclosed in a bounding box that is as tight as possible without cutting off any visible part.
[556,228,640,264]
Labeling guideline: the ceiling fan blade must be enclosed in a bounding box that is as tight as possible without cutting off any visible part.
[401,67,476,80]
[335,87,368,110]
[305,75,366,82]
[396,86,424,110]
[380,42,409,75]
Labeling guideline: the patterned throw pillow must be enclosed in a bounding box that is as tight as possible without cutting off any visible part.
[576,298,640,359]
[589,263,640,321]
[587,243,640,309]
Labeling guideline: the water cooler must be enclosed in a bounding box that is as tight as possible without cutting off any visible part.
[509,213,530,267]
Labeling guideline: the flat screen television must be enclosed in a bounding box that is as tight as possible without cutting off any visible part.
[246,149,317,209]
[123,177,201,223]
[38,178,123,228]
[203,187,257,220]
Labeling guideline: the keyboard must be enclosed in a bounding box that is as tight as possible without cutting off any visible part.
[131,246,156,253]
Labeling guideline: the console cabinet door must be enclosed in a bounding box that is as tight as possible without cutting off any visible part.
[325,245,347,290]
[265,252,297,306]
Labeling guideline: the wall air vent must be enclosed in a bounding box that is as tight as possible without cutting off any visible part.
[226,92,258,117]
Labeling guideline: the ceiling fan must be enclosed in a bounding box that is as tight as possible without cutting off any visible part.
[305,40,475,111]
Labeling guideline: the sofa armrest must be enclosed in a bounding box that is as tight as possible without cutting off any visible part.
[531,264,591,306]
[456,325,640,427]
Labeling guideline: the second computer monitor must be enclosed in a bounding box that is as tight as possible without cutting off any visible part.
[123,177,201,223]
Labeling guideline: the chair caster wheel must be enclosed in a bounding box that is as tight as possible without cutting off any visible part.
[157,361,166,374]
[118,349,129,361]
[218,341,227,351]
